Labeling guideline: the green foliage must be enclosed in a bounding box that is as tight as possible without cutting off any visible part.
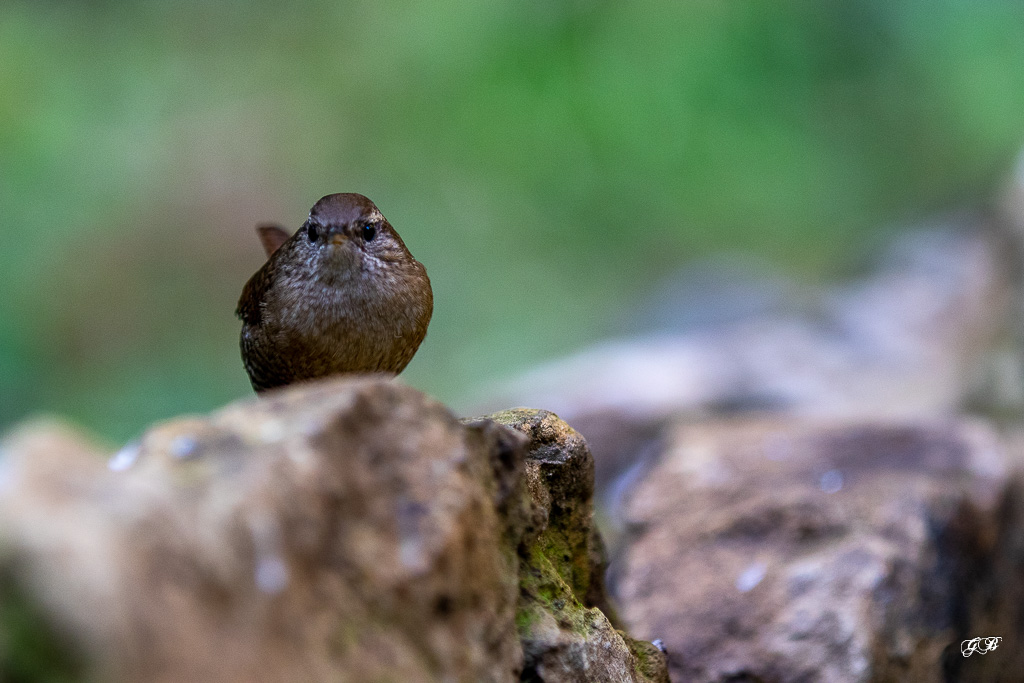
[1,0,1023,442]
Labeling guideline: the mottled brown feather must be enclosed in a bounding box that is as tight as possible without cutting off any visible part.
[236,193,432,392]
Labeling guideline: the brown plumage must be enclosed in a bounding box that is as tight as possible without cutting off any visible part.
[236,193,433,392]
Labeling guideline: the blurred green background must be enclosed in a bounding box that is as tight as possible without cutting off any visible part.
[2,0,1023,446]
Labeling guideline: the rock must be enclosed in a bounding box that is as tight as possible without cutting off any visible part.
[487,409,667,683]
[2,380,525,682]
[610,417,1015,682]
[474,222,1016,498]
[0,379,665,683]
[0,419,104,682]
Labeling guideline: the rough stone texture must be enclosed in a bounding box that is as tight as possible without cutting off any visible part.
[611,417,1014,682]
[488,409,667,683]
[0,379,665,683]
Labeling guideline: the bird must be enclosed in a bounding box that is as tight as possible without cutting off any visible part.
[236,193,433,392]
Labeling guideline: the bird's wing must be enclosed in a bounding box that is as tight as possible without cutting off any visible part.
[236,262,274,325]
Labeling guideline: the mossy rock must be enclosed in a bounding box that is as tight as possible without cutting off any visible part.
[488,409,668,683]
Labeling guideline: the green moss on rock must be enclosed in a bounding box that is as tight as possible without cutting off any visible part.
[488,409,668,683]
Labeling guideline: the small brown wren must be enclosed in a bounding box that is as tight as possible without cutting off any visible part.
[236,193,433,392]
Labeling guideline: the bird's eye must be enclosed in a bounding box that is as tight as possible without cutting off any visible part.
[361,223,377,242]
[307,222,321,242]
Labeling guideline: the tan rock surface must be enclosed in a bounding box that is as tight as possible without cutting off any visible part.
[0,379,666,683]
[4,380,525,682]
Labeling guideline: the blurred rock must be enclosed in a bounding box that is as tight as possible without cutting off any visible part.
[611,416,1018,682]
[493,219,1012,421]
[615,255,801,337]
[0,379,665,683]
[478,219,1016,497]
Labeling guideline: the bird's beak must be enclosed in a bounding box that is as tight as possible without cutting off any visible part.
[330,233,348,246]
